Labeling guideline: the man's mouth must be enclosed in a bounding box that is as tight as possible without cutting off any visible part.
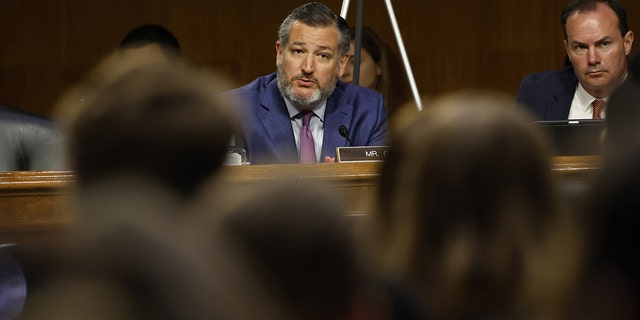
[587,70,605,76]
[295,77,316,87]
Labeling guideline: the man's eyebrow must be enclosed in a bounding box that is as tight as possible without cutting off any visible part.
[289,41,336,53]
[595,36,613,43]
[316,45,335,52]
[570,36,613,46]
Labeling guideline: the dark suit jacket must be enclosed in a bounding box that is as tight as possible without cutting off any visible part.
[516,66,578,120]
[0,105,66,171]
[225,73,389,164]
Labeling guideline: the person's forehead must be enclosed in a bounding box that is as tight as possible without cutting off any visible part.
[287,21,340,49]
[567,3,619,29]
[566,4,621,39]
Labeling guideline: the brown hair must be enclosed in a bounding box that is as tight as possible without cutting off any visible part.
[373,90,583,319]
[58,54,236,196]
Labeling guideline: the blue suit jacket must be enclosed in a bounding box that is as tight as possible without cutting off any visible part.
[516,66,578,120]
[225,73,389,164]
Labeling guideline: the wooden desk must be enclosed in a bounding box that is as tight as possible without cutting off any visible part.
[0,171,75,244]
[0,156,600,244]
[551,155,601,175]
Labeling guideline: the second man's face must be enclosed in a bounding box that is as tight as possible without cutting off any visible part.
[276,21,348,110]
[564,2,634,98]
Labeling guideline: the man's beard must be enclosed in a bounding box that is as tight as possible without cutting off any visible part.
[276,61,337,110]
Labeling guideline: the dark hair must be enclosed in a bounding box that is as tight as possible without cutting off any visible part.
[350,27,383,64]
[68,64,234,196]
[584,145,640,313]
[119,24,181,60]
[375,91,581,319]
[561,0,629,39]
[603,53,640,165]
[217,181,360,320]
[278,2,350,58]
[349,27,389,96]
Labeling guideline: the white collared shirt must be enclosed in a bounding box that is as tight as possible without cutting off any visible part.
[568,82,608,120]
[285,98,326,162]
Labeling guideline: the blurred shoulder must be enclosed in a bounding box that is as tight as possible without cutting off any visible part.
[0,105,53,127]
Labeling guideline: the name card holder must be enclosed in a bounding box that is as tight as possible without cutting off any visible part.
[336,146,390,162]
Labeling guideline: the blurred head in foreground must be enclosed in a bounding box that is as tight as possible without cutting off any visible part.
[602,52,640,166]
[55,53,236,199]
[191,179,363,320]
[373,90,583,319]
[18,207,280,320]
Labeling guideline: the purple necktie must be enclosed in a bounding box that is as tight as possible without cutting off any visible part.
[299,111,316,163]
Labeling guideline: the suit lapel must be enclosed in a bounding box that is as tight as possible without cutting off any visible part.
[553,89,575,119]
[549,68,578,119]
[322,87,352,158]
[259,81,298,163]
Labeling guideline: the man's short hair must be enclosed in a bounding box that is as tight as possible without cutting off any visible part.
[278,2,351,59]
[66,62,235,196]
[561,0,629,39]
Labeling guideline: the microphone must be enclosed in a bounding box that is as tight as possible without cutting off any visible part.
[338,125,353,146]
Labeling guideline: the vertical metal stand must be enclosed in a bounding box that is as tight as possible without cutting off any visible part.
[340,0,422,111]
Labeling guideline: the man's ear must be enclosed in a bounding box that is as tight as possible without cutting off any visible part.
[275,40,283,66]
[338,54,349,77]
[624,31,634,55]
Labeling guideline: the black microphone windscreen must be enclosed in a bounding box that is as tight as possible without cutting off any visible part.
[338,125,349,138]
[338,125,353,146]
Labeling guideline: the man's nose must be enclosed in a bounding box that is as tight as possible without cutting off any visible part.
[588,47,601,65]
[301,55,315,73]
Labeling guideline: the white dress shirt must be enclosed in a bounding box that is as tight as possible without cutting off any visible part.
[568,82,608,120]
[285,98,326,163]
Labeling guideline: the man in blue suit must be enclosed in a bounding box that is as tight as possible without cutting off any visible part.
[517,0,634,120]
[225,2,388,164]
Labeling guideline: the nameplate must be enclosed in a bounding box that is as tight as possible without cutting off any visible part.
[336,146,390,162]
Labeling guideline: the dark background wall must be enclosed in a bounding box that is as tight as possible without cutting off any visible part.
[1,0,639,117]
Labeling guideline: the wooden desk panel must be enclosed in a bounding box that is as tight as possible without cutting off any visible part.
[551,155,601,175]
[0,157,600,244]
[221,162,382,216]
[0,171,75,243]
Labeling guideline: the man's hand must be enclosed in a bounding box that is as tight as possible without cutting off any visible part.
[324,156,336,163]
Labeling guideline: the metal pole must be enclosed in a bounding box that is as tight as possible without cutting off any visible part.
[340,0,350,18]
[384,0,422,111]
[340,0,422,111]
[339,0,363,86]
[352,0,364,86]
